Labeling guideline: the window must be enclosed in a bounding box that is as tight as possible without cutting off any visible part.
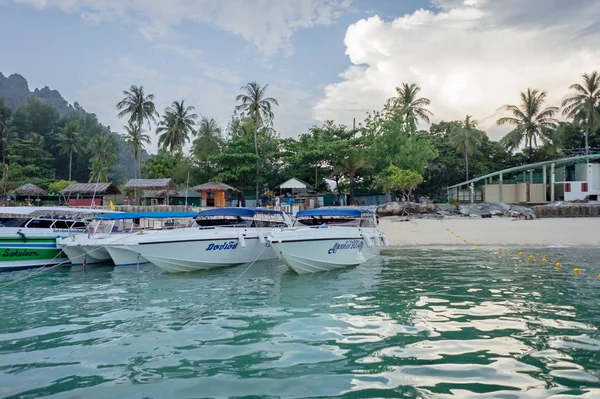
[582,182,588,192]
[564,183,571,193]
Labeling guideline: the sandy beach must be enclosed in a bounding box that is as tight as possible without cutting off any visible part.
[379,217,600,247]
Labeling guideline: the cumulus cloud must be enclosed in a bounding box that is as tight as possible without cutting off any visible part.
[315,0,600,139]
[12,0,350,56]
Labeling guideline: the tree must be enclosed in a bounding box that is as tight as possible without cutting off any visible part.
[334,150,370,206]
[57,120,84,181]
[235,82,279,203]
[449,115,485,181]
[390,83,433,133]
[193,117,223,181]
[90,134,119,174]
[88,156,108,182]
[116,85,159,131]
[562,71,600,154]
[156,100,197,154]
[382,166,423,201]
[497,88,559,160]
[0,99,13,167]
[122,121,150,179]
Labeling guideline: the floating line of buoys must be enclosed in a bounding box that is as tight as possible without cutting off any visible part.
[445,227,587,278]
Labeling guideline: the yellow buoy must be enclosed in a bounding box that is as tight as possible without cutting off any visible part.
[541,258,547,263]
[473,243,478,247]
[573,268,579,275]
[529,255,535,260]
[506,249,511,253]
[463,239,467,243]
[498,248,502,251]
[597,274,600,280]
[555,262,561,268]
[518,252,523,256]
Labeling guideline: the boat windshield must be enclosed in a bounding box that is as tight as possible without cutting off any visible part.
[294,213,377,228]
[195,213,288,228]
[94,219,134,234]
[0,218,30,227]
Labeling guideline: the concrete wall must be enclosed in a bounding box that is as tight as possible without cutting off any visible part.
[564,181,589,201]
[484,184,517,202]
[589,163,600,193]
[516,182,528,202]
[530,183,546,202]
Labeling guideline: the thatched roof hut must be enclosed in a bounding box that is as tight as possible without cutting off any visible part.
[61,182,122,195]
[10,183,46,196]
[190,182,240,192]
[144,189,180,198]
[124,178,176,190]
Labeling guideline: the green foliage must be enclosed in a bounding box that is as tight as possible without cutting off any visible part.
[48,180,75,194]
[562,71,600,151]
[156,100,197,154]
[378,165,423,200]
[389,83,433,133]
[192,117,223,183]
[448,115,486,180]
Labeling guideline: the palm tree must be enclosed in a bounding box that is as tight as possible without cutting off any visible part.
[497,88,559,160]
[335,151,370,206]
[449,115,485,181]
[90,134,119,170]
[391,83,433,133]
[116,85,159,131]
[193,117,223,169]
[562,71,600,154]
[88,156,108,182]
[235,82,279,202]
[156,100,198,154]
[122,121,151,179]
[57,120,83,180]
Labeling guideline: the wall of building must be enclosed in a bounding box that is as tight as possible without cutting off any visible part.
[589,163,600,192]
[484,184,517,202]
[564,181,589,201]
[575,163,588,181]
[530,184,546,202]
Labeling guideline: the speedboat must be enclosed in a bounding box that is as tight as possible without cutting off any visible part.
[121,208,292,273]
[267,208,388,274]
[57,212,197,266]
[0,206,117,272]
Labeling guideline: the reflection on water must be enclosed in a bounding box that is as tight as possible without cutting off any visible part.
[1,249,600,398]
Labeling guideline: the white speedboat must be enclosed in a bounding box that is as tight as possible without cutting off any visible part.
[57,212,197,266]
[267,208,388,274]
[121,208,292,273]
[0,206,117,271]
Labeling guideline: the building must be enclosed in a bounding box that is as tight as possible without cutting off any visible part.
[448,155,600,203]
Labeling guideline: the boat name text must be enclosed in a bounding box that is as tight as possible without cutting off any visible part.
[3,248,40,258]
[206,241,238,251]
[328,240,363,254]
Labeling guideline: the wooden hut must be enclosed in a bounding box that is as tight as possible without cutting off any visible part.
[9,183,46,205]
[190,182,240,207]
[61,182,121,207]
[124,178,176,205]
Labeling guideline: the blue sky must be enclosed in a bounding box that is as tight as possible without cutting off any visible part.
[1,0,600,152]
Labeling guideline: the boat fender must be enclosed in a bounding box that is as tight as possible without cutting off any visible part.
[382,234,389,247]
[238,233,247,248]
[374,234,381,247]
[258,234,266,244]
[362,233,374,248]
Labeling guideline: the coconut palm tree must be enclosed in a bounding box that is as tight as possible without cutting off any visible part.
[122,121,151,179]
[90,134,119,171]
[562,71,600,154]
[391,83,433,133]
[193,117,223,171]
[88,156,108,182]
[497,88,559,160]
[116,85,159,131]
[156,100,198,154]
[235,82,279,202]
[449,115,485,181]
[57,120,83,181]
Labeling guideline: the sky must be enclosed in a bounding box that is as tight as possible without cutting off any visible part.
[1,0,600,153]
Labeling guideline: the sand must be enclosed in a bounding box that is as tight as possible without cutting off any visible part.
[378,217,600,248]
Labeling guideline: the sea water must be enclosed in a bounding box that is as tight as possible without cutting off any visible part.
[1,248,599,398]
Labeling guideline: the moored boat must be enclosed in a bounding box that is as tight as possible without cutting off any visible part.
[267,208,388,274]
[0,207,116,272]
[57,212,197,266]
[122,208,291,273]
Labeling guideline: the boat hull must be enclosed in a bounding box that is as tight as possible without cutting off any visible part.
[125,229,278,273]
[104,246,150,267]
[0,235,68,272]
[268,228,385,275]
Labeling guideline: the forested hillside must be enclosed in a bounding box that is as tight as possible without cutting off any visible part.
[0,72,143,191]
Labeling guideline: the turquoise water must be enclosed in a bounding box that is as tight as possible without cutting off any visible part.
[1,248,600,398]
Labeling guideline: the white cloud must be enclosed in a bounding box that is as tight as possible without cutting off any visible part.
[315,0,600,139]
[12,0,350,56]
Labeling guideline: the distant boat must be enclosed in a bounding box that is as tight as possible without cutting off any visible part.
[267,208,388,274]
[121,208,292,273]
[0,206,116,272]
[57,212,197,267]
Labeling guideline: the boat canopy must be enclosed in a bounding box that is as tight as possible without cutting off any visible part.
[93,212,197,220]
[0,206,120,217]
[196,208,283,218]
[296,209,373,218]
